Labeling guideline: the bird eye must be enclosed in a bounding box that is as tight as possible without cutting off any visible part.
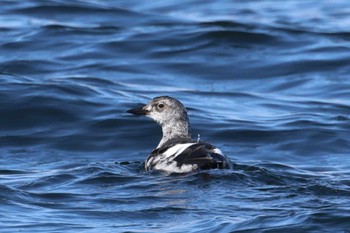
[158,103,164,109]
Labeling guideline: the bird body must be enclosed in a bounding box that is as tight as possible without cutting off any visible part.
[127,96,233,173]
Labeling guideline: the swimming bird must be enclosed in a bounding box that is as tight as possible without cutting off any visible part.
[127,96,233,173]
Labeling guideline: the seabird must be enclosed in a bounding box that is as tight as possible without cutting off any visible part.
[127,96,233,173]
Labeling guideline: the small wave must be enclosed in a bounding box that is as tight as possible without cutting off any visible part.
[0,59,62,75]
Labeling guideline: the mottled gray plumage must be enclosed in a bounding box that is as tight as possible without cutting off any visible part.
[127,96,233,173]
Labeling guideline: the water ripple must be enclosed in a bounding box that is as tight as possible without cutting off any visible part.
[1,0,350,232]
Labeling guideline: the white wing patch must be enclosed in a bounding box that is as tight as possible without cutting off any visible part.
[146,143,197,173]
[212,148,224,156]
[162,143,196,159]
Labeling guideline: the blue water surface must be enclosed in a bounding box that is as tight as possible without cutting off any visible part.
[1,0,350,232]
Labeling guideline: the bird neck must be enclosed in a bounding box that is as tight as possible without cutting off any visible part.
[157,120,191,148]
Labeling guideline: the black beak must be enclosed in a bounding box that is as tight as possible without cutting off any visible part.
[127,106,149,115]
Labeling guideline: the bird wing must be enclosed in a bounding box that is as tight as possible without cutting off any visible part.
[173,142,231,170]
[146,139,232,172]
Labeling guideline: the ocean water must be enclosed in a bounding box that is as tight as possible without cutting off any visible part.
[1,0,350,232]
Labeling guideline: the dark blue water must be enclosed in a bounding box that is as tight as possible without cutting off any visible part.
[1,0,350,232]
